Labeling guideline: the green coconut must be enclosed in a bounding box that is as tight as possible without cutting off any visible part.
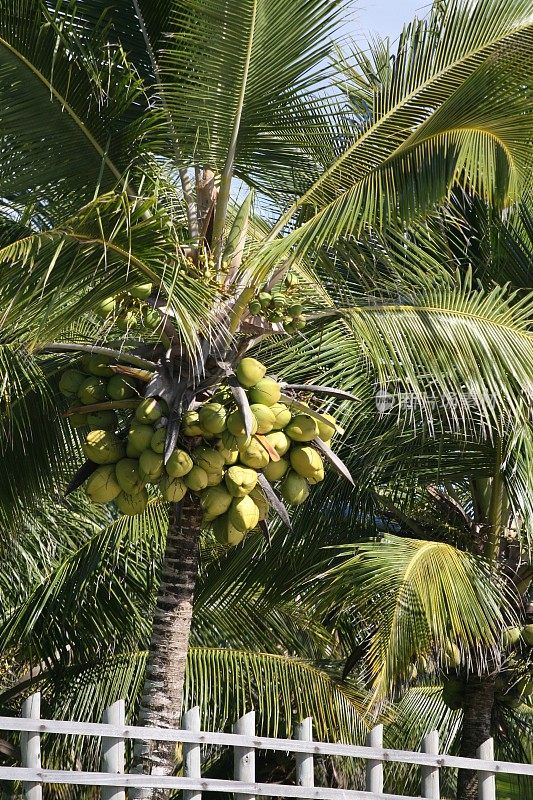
[248,378,281,407]
[287,303,303,316]
[442,678,464,710]
[115,310,138,331]
[183,465,209,492]
[249,300,262,315]
[181,410,204,437]
[69,412,88,428]
[150,428,167,454]
[280,471,310,506]
[285,414,319,442]
[81,353,114,377]
[199,403,227,434]
[221,430,252,451]
[262,457,289,482]
[503,626,522,647]
[87,410,118,431]
[443,641,461,668]
[115,458,145,495]
[85,465,121,503]
[290,446,324,484]
[205,470,224,487]
[160,474,188,502]
[192,447,226,474]
[200,485,233,522]
[126,443,142,459]
[270,403,292,430]
[82,430,126,464]
[225,465,258,497]
[228,495,260,532]
[235,357,267,388]
[107,375,137,400]
[226,410,258,437]
[166,449,193,478]
[264,431,290,457]
[77,376,107,405]
[522,624,533,646]
[258,292,272,309]
[135,398,162,424]
[315,413,336,442]
[128,423,154,454]
[249,487,269,521]
[139,449,164,482]
[250,404,276,434]
[215,438,239,465]
[212,514,246,547]
[239,438,270,470]
[94,296,117,319]
[116,489,148,516]
[142,307,161,330]
[128,282,153,300]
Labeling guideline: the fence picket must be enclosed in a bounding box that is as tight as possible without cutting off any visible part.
[421,731,440,799]
[101,700,125,800]
[234,711,256,800]
[21,692,42,800]
[2,700,532,798]
[365,725,384,793]
[183,706,202,800]
[295,718,314,788]
[477,739,496,800]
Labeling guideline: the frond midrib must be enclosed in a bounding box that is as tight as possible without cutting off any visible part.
[271,14,533,233]
[0,34,124,185]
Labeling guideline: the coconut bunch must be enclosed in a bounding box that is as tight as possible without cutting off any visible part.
[93,281,161,332]
[247,273,307,333]
[61,354,354,546]
[438,626,533,710]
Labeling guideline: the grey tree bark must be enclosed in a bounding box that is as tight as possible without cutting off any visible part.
[132,497,203,799]
[456,676,496,800]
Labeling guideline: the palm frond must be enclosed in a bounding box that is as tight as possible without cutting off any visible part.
[319,535,511,702]
[258,0,533,265]
[184,646,368,742]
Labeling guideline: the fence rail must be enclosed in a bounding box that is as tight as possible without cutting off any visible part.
[1,693,532,799]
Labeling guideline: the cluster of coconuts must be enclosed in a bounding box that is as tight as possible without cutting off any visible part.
[93,282,161,331]
[247,273,307,333]
[61,355,337,546]
[442,671,533,712]
[438,626,533,711]
[502,623,533,649]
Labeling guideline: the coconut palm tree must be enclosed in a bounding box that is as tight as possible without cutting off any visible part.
[269,192,533,799]
[0,1,532,797]
[0,494,370,800]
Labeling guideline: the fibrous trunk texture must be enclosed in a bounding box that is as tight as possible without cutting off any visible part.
[132,497,203,799]
[456,676,496,800]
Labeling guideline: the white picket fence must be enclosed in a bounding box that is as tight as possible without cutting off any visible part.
[0,693,532,799]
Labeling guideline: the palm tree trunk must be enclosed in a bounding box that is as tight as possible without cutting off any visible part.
[456,677,496,800]
[132,496,203,799]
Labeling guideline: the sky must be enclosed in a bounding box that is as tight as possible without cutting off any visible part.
[346,1,432,44]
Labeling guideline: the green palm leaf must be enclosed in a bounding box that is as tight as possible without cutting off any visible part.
[259,0,533,264]
[320,535,511,701]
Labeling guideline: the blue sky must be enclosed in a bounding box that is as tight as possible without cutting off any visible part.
[345,1,432,44]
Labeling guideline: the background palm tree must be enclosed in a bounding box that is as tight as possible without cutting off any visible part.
[0,1,532,798]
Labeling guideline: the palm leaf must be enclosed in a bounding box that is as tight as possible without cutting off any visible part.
[259,0,533,265]
[319,535,512,702]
